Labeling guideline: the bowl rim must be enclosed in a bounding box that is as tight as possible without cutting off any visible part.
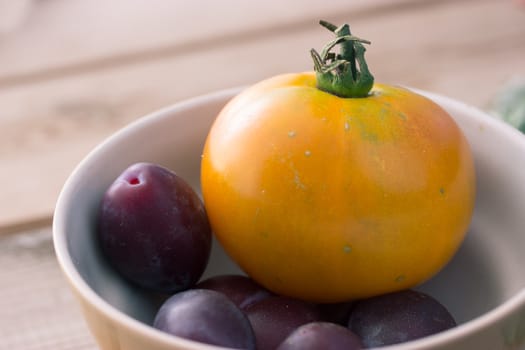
[53,86,525,350]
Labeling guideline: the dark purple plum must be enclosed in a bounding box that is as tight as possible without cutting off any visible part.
[97,162,211,293]
[245,295,322,350]
[348,289,456,348]
[276,322,364,350]
[153,289,255,349]
[316,301,354,325]
[196,274,273,310]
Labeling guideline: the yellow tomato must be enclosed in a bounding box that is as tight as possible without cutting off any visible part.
[200,23,475,303]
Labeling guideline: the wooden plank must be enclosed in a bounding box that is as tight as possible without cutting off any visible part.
[0,0,436,83]
[0,227,97,349]
[0,0,524,231]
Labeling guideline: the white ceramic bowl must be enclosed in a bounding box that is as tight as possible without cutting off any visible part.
[53,87,525,350]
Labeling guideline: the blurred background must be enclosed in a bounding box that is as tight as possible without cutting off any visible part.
[0,0,524,349]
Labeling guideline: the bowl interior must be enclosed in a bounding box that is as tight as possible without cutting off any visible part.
[54,88,525,340]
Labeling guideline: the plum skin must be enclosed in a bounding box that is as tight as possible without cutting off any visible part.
[153,289,256,349]
[276,322,364,350]
[244,295,322,350]
[348,289,457,348]
[97,162,212,294]
[196,274,273,310]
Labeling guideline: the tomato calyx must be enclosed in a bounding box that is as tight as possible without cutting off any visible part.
[311,20,374,98]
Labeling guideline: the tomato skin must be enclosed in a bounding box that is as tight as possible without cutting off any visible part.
[201,72,476,303]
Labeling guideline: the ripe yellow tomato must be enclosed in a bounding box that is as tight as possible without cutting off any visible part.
[201,22,476,303]
[201,72,475,302]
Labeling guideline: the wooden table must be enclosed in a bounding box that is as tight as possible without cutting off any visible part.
[0,0,524,348]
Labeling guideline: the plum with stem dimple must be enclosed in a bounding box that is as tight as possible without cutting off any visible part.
[97,162,212,294]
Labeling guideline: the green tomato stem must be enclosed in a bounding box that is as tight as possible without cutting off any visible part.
[311,20,374,98]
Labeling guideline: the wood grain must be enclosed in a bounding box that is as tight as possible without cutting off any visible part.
[0,0,433,84]
[0,228,96,350]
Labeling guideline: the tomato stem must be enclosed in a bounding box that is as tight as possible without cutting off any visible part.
[311,20,374,98]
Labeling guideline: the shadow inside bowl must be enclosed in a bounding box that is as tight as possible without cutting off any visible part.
[418,223,504,325]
